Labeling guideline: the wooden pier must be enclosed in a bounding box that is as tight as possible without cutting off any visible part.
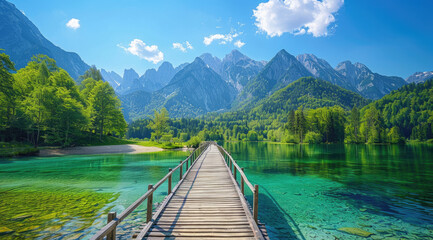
[91,142,267,240]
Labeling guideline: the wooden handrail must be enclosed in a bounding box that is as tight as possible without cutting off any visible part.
[216,145,255,192]
[215,143,259,223]
[90,142,210,240]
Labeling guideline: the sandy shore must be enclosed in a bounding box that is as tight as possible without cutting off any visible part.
[38,144,163,157]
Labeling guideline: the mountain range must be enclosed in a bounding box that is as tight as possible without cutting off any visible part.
[2,0,432,122]
[406,71,433,84]
[0,0,89,80]
[100,62,187,94]
[116,48,415,120]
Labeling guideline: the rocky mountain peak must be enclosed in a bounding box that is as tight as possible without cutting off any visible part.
[223,49,249,64]
[0,0,90,80]
[123,68,139,80]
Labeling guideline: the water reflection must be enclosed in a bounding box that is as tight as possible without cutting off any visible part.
[224,142,433,239]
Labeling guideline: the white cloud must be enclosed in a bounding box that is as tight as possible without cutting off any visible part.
[203,32,240,46]
[118,39,164,64]
[66,18,80,30]
[185,41,193,50]
[253,0,344,37]
[234,40,245,48]
[173,43,186,52]
[173,41,194,52]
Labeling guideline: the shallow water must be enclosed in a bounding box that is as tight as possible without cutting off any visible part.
[0,151,189,239]
[1,144,433,239]
[223,142,433,239]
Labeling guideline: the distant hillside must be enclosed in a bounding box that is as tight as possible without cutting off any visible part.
[119,90,152,122]
[363,78,433,139]
[253,77,370,114]
[0,0,89,80]
[336,61,407,99]
[406,71,433,84]
[234,49,312,109]
[126,58,236,119]
[296,54,354,92]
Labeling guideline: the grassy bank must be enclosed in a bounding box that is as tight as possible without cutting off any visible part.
[0,142,39,157]
[132,140,184,149]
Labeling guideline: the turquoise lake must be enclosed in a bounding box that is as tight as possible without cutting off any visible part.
[1,143,433,239]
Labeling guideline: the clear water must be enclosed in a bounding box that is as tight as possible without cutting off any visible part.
[223,142,433,239]
[1,144,433,239]
[0,151,189,239]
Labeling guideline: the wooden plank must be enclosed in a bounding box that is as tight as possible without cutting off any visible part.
[146,237,256,240]
[148,229,254,233]
[146,232,255,237]
[134,144,265,240]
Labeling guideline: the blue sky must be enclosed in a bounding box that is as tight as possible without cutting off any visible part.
[9,0,433,78]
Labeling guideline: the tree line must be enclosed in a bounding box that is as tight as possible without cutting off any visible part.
[0,50,126,146]
[128,80,433,144]
[2,49,432,147]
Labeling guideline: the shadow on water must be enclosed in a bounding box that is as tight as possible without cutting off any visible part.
[247,187,306,240]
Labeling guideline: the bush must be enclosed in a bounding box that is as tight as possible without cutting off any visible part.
[388,127,405,144]
[180,133,189,142]
[187,136,201,148]
[305,131,322,144]
[160,134,173,142]
[283,134,298,144]
[247,131,258,141]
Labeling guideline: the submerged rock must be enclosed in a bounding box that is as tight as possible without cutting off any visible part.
[370,235,384,240]
[18,225,39,233]
[0,227,14,235]
[338,227,374,237]
[10,214,33,221]
[358,223,372,227]
[45,225,62,232]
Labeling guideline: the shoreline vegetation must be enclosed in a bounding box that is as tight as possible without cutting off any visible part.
[3,139,432,158]
[1,51,433,158]
[0,139,189,158]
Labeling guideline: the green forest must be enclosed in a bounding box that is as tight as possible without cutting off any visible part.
[0,51,126,148]
[128,79,433,145]
[1,50,433,153]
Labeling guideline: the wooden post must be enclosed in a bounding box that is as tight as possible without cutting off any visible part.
[180,161,183,180]
[146,184,153,223]
[241,168,245,195]
[234,166,237,180]
[107,212,116,240]
[253,185,259,224]
[168,168,172,195]
[229,158,232,173]
[186,158,189,169]
[147,184,153,223]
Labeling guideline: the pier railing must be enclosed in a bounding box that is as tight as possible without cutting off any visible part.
[215,144,259,223]
[90,142,210,240]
